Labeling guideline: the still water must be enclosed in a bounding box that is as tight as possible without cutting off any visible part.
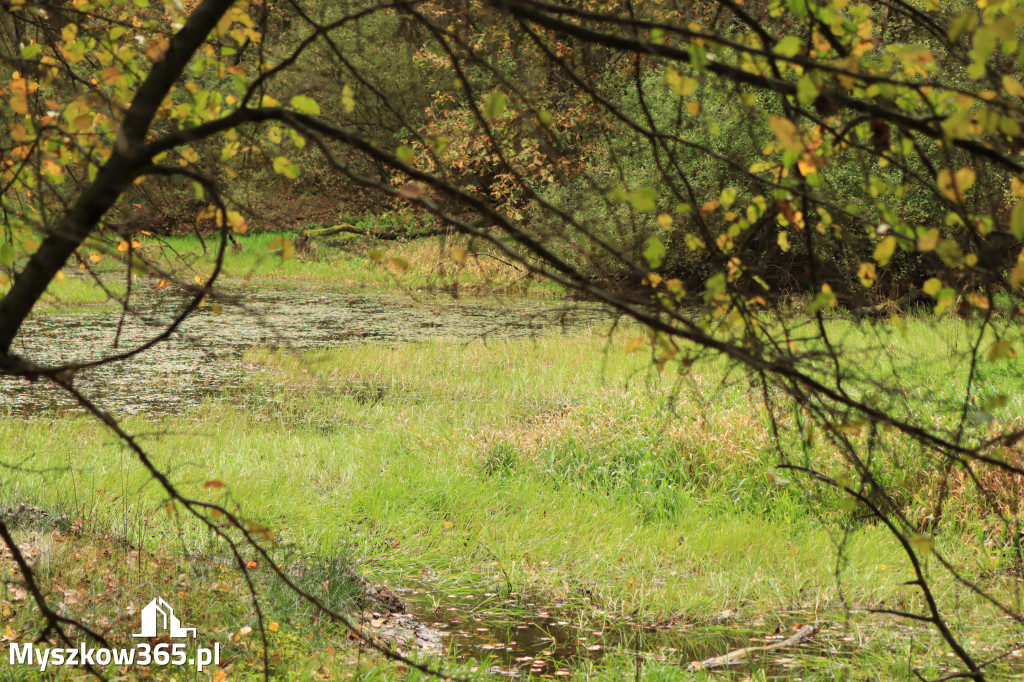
[2,284,607,415]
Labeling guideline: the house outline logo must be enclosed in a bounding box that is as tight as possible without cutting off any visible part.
[132,597,197,639]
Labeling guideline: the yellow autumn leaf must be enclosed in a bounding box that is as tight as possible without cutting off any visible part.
[857,262,876,286]
[180,147,199,165]
[624,336,645,354]
[145,36,171,62]
[989,340,1017,361]
[42,160,62,179]
[797,157,819,175]
[226,210,248,234]
[341,84,355,113]
[917,229,939,252]
[777,231,791,252]
[910,534,934,555]
[769,115,803,153]
[71,114,92,132]
[100,66,122,85]
[1012,177,1024,198]
[1003,75,1024,97]
[937,167,976,202]
[874,235,897,265]
[1011,262,1024,290]
[665,68,696,96]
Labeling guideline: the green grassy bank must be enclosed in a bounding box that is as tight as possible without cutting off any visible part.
[3,318,1024,679]
[1,231,558,311]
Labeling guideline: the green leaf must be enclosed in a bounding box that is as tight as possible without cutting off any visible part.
[396,145,415,165]
[989,340,1017,361]
[936,239,963,267]
[806,287,837,314]
[797,74,819,105]
[910,534,935,555]
[272,156,300,179]
[934,288,956,315]
[922,278,942,297]
[948,10,978,42]
[776,36,804,58]
[627,188,658,213]
[290,95,321,115]
[537,108,552,125]
[689,43,709,71]
[970,410,993,424]
[484,91,507,121]
[665,68,697,96]
[643,236,666,269]
[429,135,449,155]
[982,394,1009,410]
[704,272,726,302]
[1011,201,1024,240]
[874,235,897,266]
[0,243,13,267]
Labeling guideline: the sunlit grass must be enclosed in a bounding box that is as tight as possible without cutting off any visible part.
[3,321,1023,678]
[70,230,560,293]
[0,272,127,310]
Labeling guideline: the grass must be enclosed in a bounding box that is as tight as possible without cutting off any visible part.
[3,317,1024,679]
[0,230,560,312]
[0,273,128,310]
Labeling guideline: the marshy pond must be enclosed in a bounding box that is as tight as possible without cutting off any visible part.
[3,282,845,677]
[2,284,608,416]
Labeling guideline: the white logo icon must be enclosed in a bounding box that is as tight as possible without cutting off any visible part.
[132,597,197,639]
